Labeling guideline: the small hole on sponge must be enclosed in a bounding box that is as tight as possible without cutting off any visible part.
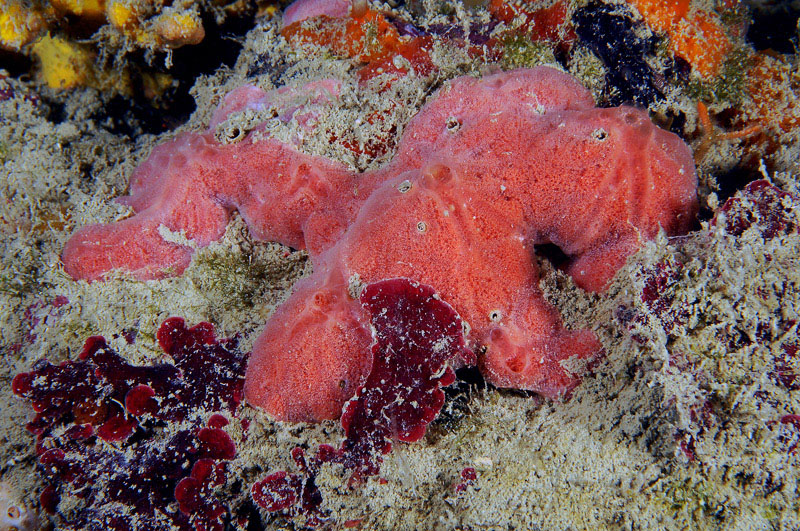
[446,116,461,133]
[398,180,412,193]
[312,291,331,307]
[489,310,502,322]
[221,126,246,144]
[416,221,427,233]
[506,357,524,373]
[624,111,640,125]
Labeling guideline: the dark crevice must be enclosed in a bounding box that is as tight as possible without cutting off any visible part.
[534,242,570,269]
[573,2,665,107]
[0,49,33,77]
[698,164,764,222]
[100,9,256,136]
[431,366,485,435]
[746,2,800,54]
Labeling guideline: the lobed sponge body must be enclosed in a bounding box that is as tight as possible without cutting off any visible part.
[63,67,698,421]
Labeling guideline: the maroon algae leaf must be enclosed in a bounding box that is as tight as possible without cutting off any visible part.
[252,278,471,525]
[11,318,247,530]
[714,179,797,238]
[12,317,247,439]
[339,278,469,476]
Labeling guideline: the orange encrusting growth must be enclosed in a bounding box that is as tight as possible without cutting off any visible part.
[281,8,435,83]
[626,0,731,78]
[669,10,731,78]
[487,0,574,43]
[745,53,800,137]
[626,0,689,31]
[62,67,698,422]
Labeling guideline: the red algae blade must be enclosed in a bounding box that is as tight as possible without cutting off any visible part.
[11,319,248,530]
[252,278,469,525]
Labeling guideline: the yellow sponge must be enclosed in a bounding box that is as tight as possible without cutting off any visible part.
[0,2,45,51]
[32,34,94,89]
[51,0,106,19]
[151,7,205,49]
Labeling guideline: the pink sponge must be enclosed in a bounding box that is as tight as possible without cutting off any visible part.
[282,0,350,28]
[62,67,698,421]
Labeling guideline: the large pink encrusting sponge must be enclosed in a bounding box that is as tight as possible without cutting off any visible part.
[63,67,698,421]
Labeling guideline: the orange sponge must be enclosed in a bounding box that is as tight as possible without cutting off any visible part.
[627,0,731,78]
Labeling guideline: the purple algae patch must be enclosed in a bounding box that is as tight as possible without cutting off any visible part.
[340,278,470,475]
[714,179,797,238]
[454,466,478,493]
[12,318,248,531]
[775,335,800,391]
[174,457,232,530]
[779,415,800,454]
[638,259,689,335]
[251,278,471,526]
